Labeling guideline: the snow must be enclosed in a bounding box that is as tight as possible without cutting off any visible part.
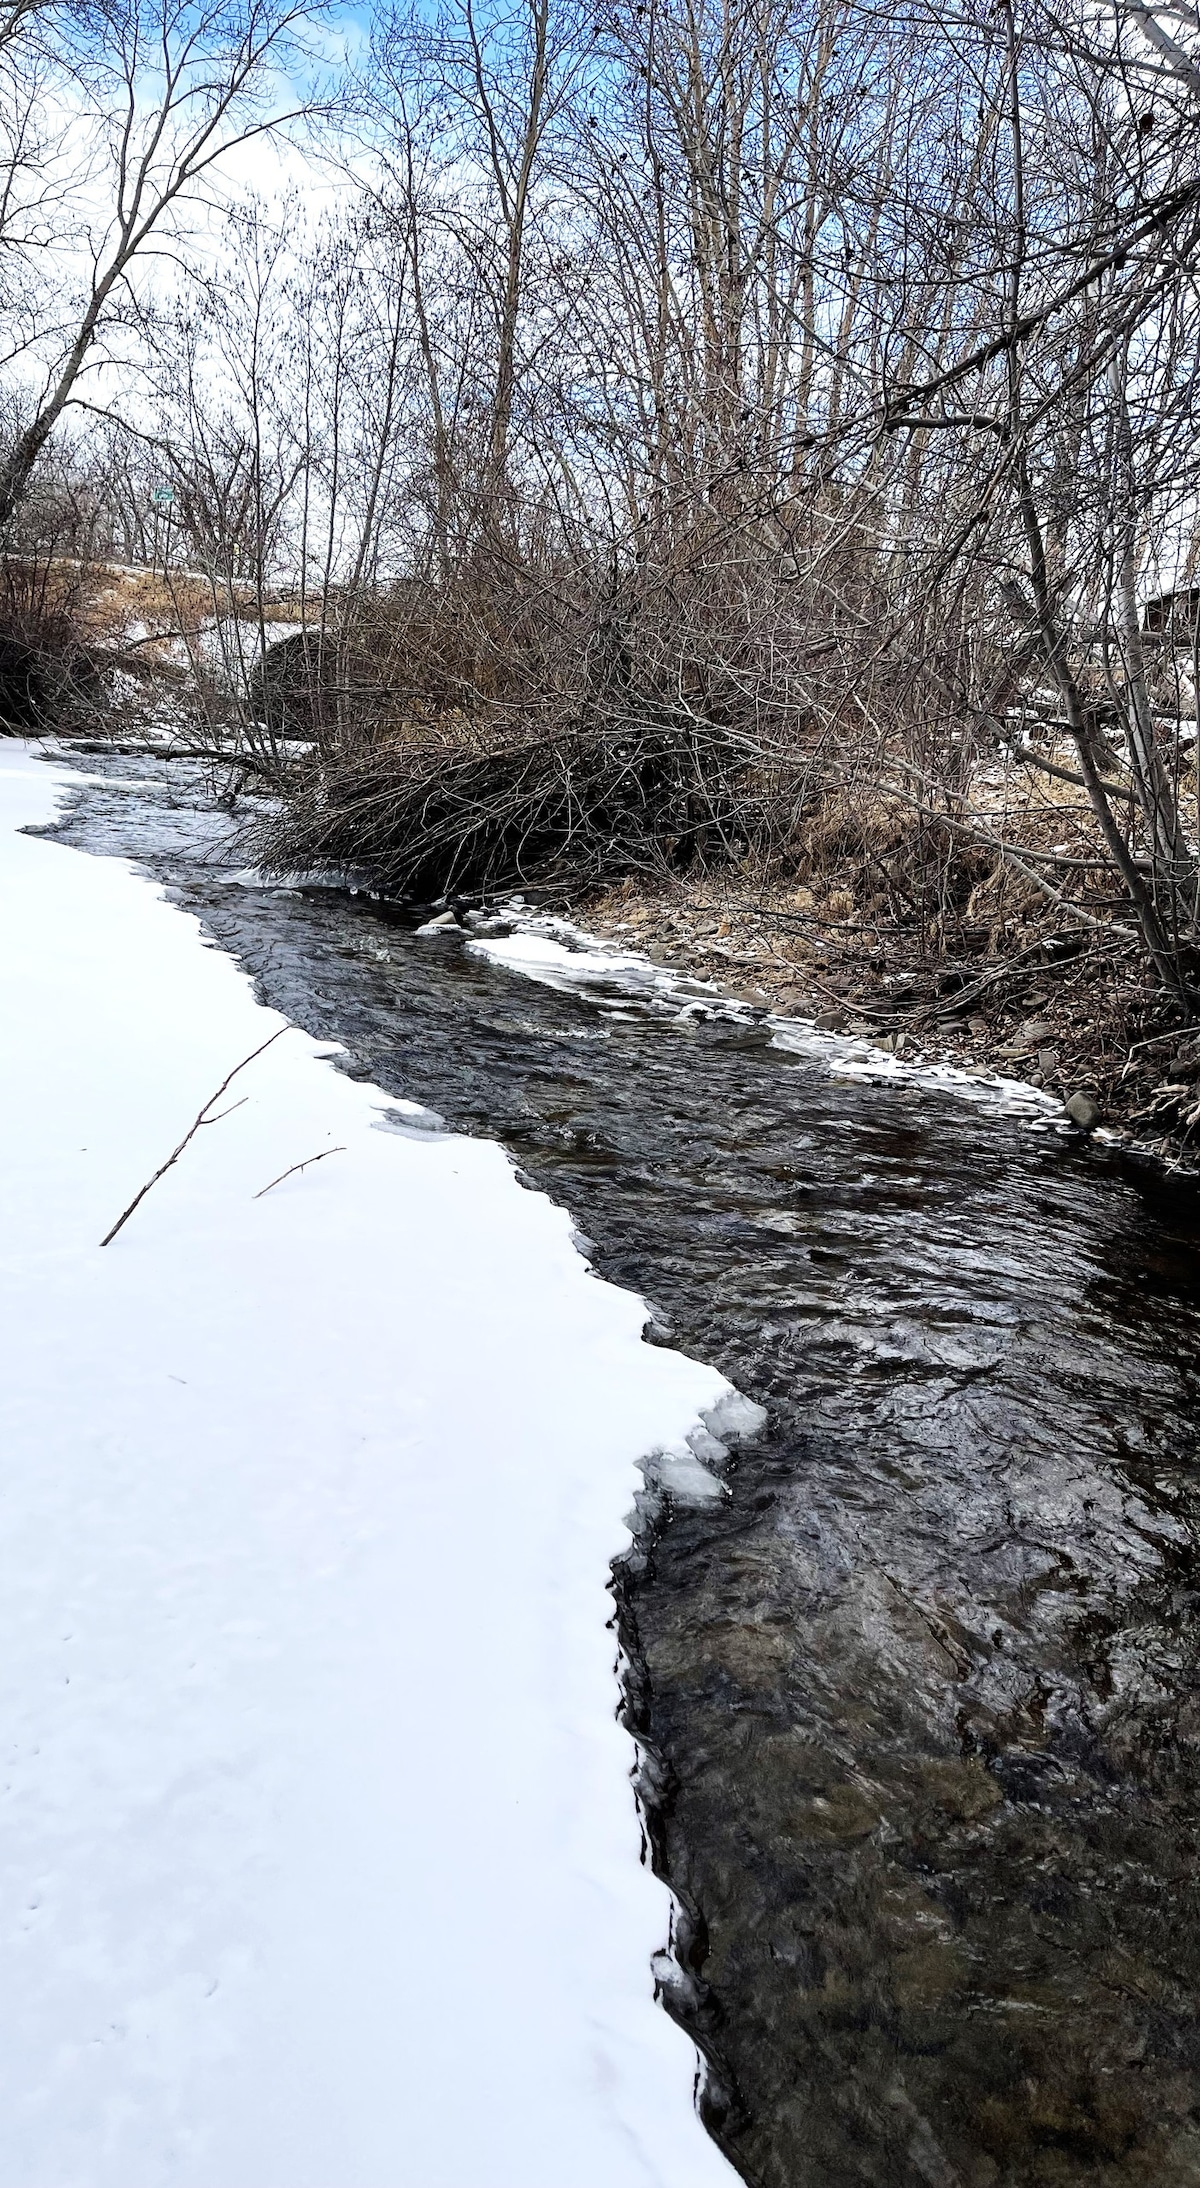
[0,745,742,2188]
[471,930,653,986]
[198,617,308,685]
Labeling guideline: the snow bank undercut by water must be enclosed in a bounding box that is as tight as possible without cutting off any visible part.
[0,745,741,2188]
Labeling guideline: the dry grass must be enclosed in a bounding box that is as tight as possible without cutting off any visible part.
[71,563,305,647]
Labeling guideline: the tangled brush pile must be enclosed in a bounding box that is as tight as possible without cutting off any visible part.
[253,711,792,901]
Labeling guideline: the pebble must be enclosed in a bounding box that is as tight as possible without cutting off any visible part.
[1065,1091,1102,1131]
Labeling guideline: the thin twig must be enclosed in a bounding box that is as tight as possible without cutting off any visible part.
[253,1146,345,1199]
[1120,1028,1194,1077]
[99,1028,288,1247]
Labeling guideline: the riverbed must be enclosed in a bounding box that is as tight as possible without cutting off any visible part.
[41,748,1200,2188]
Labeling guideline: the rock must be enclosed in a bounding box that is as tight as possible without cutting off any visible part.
[1065,1090,1102,1131]
[799,1781,883,1844]
[1038,1048,1060,1074]
[918,1757,1004,1823]
[420,909,460,931]
[0,633,99,734]
[247,630,334,739]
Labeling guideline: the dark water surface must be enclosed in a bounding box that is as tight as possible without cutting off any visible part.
[46,755,1200,2187]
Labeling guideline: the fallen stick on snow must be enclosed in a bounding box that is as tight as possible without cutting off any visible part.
[99,1028,288,1247]
[254,1146,345,1199]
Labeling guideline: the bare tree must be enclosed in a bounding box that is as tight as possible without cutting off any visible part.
[0,0,323,528]
[19,0,1200,1015]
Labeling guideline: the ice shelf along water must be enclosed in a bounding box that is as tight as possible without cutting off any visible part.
[0,744,740,2188]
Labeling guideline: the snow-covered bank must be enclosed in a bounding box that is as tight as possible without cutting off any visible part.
[0,745,740,2188]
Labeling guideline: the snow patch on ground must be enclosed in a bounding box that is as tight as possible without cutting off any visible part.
[0,747,740,2188]
[197,617,308,681]
[471,930,654,985]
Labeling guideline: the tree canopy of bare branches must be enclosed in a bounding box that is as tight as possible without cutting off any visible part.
[10,0,1200,1006]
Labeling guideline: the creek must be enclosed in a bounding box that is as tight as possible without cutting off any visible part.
[44,750,1200,2188]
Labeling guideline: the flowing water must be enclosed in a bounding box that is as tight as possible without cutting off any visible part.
[41,752,1200,2188]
